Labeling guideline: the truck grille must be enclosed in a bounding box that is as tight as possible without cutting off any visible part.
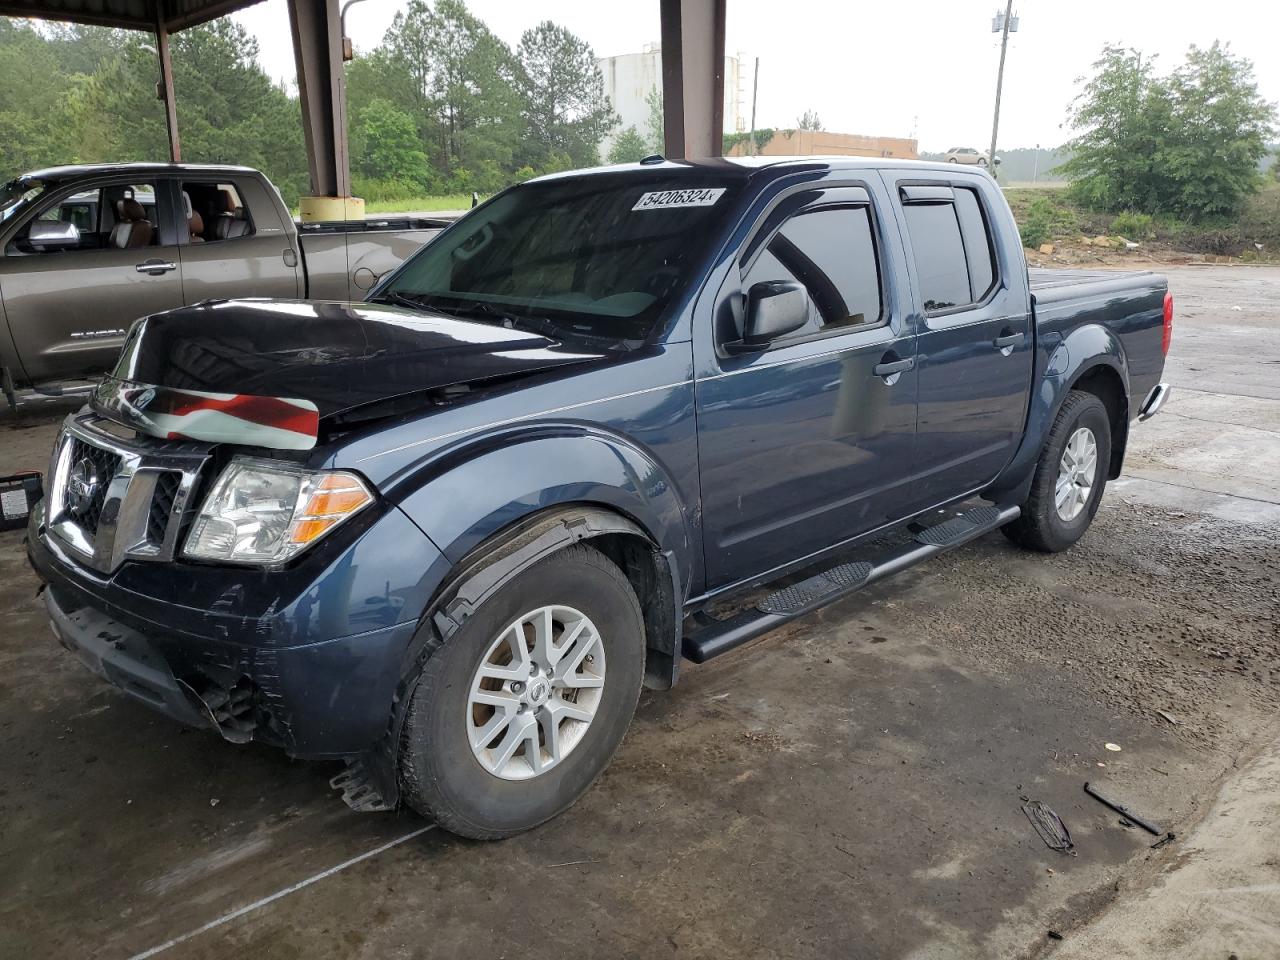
[47,416,211,573]
[65,437,122,536]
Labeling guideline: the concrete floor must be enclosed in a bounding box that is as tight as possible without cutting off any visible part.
[1,265,1277,959]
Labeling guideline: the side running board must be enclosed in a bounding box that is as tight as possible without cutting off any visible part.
[682,505,1019,664]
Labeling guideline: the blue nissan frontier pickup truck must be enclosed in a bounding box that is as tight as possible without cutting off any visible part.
[28,156,1171,838]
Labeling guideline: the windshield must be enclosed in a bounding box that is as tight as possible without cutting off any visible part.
[0,177,47,225]
[376,173,742,342]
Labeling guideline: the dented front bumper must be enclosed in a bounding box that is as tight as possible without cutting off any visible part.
[27,497,442,759]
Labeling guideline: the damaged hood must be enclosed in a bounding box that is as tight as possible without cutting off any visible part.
[92,299,607,450]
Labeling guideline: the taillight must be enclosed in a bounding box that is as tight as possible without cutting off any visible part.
[1162,292,1173,356]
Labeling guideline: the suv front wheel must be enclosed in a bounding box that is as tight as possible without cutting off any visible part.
[399,544,645,839]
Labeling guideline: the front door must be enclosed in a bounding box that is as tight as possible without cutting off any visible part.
[695,186,918,589]
[886,176,1034,509]
[2,178,185,384]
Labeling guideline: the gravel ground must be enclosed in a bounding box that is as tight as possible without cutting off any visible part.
[0,264,1276,960]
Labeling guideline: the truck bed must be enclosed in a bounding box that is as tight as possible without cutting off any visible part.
[298,217,454,301]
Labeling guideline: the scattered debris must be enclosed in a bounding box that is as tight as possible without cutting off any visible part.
[1048,930,1064,941]
[1084,782,1163,836]
[548,858,598,868]
[1039,243,1055,255]
[1150,832,1178,849]
[1156,710,1181,726]
[1022,799,1075,854]
[209,798,220,807]
[1104,742,1123,752]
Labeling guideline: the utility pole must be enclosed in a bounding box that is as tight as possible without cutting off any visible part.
[988,1,1016,180]
[1032,143,1040,183]
[748,57,759,155]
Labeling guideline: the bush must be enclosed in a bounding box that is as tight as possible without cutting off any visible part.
[1018,196,1074,248]
[351,176,429,202]
[1110,210,1154,239]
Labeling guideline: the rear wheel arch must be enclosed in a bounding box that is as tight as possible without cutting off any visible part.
[1067,363,1129,478]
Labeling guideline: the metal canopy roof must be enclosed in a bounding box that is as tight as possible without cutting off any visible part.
[0,0,264,32]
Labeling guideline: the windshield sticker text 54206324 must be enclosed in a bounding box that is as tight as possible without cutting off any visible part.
[632,187,726,211]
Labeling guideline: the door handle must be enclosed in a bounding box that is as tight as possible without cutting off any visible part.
[873,357,915,380]
[993,331,1025,351]
[136,259,177,275]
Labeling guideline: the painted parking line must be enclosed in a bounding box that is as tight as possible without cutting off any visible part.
[127,825,436,960]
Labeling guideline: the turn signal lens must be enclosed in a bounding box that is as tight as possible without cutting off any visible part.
[1162,291,1173,356]
[183,458,374,565]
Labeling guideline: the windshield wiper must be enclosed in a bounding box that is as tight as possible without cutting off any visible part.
[369,290,428,311]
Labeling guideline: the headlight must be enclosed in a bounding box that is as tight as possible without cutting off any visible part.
[183,458,373,565]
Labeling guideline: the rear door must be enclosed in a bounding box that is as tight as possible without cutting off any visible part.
[695,182,919,588]
[0,178,185,384]
[175,175,301,303]
[886,174,1034,510]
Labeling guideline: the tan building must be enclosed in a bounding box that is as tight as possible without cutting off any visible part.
[728,129,918,160]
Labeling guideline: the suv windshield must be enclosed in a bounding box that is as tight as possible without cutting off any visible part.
[0,177,47,224]
[376,173,742,343]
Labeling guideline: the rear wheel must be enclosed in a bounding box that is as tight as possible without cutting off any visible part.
[1003,390,1111,552]
[399,544,645,839]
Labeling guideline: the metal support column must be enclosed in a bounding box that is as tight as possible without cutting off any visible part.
[288,0,358,217]
[154,1,181,163]
[659,0,726,159]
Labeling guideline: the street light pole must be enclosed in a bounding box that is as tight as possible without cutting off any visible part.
[988,0,1015,180]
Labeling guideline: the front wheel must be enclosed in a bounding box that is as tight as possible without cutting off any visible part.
[399,544,645,839]
[1003,390,1112,552]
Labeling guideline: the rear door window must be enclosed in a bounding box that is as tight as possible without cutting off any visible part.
[900,185,998,313]
[181,181,255,243]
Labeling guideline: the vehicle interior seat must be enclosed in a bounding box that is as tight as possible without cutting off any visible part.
[109,198,153,249]
[214,188,250,241]
[183,191,206,243]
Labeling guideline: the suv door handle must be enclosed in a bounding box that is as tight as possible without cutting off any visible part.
[136,259,177,275]
[873,357,915,380]
[993,331,1025,350]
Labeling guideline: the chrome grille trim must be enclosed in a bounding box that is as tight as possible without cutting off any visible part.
[47,414,213,574]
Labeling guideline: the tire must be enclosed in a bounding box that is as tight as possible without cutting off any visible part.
[399,543,645,839]
[978,157,988,167]
[1003,390,1112,553]
[948,157,958,163]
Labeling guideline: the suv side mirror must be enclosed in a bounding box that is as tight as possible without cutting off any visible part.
[28,220,80,252]
[727,280,809,353]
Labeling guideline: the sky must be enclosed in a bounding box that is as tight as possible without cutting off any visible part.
[233,0,1280,153]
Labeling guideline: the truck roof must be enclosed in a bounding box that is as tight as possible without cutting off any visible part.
[15,162,260,182]
[530,155,981,185]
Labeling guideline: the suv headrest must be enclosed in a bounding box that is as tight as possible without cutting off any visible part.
[116,197,146,222]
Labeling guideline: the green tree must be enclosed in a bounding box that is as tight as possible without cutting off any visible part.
[1160,43,1277,218]
[516,21,615,169]
[608,126,648,163]
[1062,42,1276,219]
[645,85,665,154]
[797,109,823,131]
[357,98,431,186]
[385,0,524,190]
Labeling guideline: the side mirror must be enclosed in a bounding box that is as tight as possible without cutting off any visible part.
[28,219,80,252]
[727,280,809,353]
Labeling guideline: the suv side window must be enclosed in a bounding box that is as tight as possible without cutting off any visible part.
[181,180,255,243]
[900,185,997,313]
[742,204,883,340]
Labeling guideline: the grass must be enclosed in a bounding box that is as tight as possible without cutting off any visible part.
[1003,182,1280,258]
[363,194,482,214]
[289,194,482,218]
